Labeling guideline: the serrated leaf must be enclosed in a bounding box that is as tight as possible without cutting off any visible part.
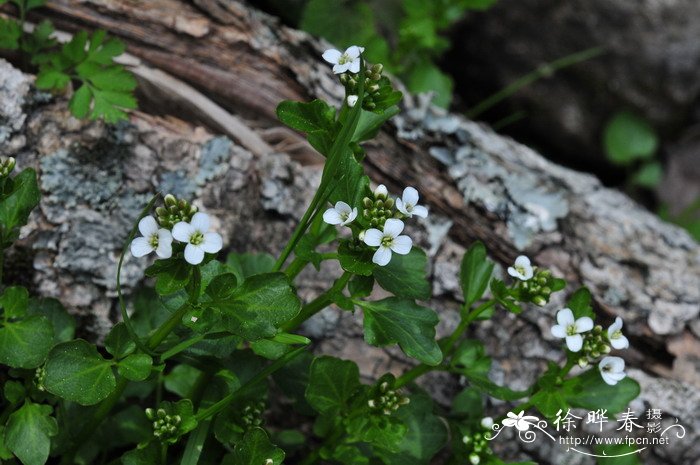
[5,401,57,465]
[305,356,360,415]
[62,30,88,63]
[374,247,431,300]
[0,316,53,368]
[44,339,116,405]
[460,241,494,306]
[0,17,21,50]
[217,272,301,340]
[358,297,442,365]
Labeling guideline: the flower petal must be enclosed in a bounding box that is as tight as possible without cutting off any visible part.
[522,266,534,280]
[323,208,343,225]
[346,207,358,223]
[411,205,429,218]
[333,63,349,74]
[601,371,618,386]
[514,255,531,268]
[556,308,575,326]
[348,59,360,73]
[345,46,362,59]
[374,184,388,198]
[383,218,404,238]
[607,356,625,372]
[372,246,392,266]
[395,198,409,216]
[363,228,383,247]
[507,267,521,279]
[184,244,205,265]
[190,212,210,232]
[565,334,583,352]
[391,235,412,255]
[550,324,567,339]
[402,187,419,206]
[335,201,352,214]
[138,216,159,237]
[155,240,172,259]
[575,316,594,333]
[347,95,358,107]
[611,335,629,350]
[130,237,153,257]
[172,222,194,242]
[322,48,341,64]
[201,232,223,254]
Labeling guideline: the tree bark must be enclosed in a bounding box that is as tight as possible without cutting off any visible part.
[0,1,698,463]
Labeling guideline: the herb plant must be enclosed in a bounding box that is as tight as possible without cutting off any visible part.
[0,0,136,122]
[0,45,639,465]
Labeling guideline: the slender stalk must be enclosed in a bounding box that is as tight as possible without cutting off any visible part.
[281,272,351,332]
[395,300,495,388]
[147,303,191,348]
[284,256,309,280]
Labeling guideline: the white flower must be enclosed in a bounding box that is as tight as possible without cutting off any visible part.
[323,201,358,227]
[363,218,412,266]
[598,356,626,386]
[480,417,494,429]
[172,212,223,265]
[322,46,364,74]
[396,186,428,218]
[502,411,539,431]
[550,308,594,352]
[607,317,629,350]
[347,95,358,107]
[130,216,173,259]
[373,184,388,199]
[507,255,534,281]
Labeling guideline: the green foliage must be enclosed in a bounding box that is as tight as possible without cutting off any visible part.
[603,111,658,166]
[460,241,495,306]
[0,2,136,122]
[373,247,431,300]
[4,401,57,465]
[0,168,41,247]
[306,356,361,414]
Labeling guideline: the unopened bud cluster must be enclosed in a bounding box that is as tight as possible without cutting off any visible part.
[362,186,397,228]
[0,156,16,178]
[155,194,198,229]
[339,63,384,111]
[146,408,181,443]
[518,268,554,306]
[577,325,611,368]
[34,366,46,391]
[367,381,409,416]
[462,418,494,465]
[241,400,266,430]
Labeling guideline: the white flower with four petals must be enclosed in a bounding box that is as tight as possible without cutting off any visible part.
[172,212,223,265]
[507,255,534,281]
[598,356,627,386]
[396,187,428,218]
[322,46,364,74]
[550,308,594,352]
[363,218,412,266]
[130,216,173,259]
[323,201,358,227]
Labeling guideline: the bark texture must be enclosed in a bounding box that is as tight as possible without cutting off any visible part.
[0,1,698,463]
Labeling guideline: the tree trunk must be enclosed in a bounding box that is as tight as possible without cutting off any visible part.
[0,1,698,464]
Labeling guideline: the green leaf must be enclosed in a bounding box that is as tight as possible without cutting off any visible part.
[374,248,431,300]
[44,339,116,405]
[301,0,376,50]
[233,428,285,465]
[0,17,21,50]
[0,286,29,319]
[0,316,53,368]
[218,272,301,340]
[346,414,407,451]
[226,252,276,283]
[145,258,192,295]
[376,392,448,464]
[348,274,374,298]
[26,297,75,344]
[490,278,523,314]
[69,84,92,119]
[405,61,453,108]
[164,364,202,398]
[276,99,336,155]
[460,241,495,306]
[205,273,238,301]
[327,151,367,210]
[358,298,442,365]
[4,380,25,404]
[4,401,58,465]
[603,111,658,165]
[564,369,640,415]
[631,161,663,188]
[0,169,41,245]
[121,442,160,465]
[104,322,136,359]
[451,387,483,419]
[566,287,595,320]
[338,240,375,276]
[118,353,153,381]
[35,69,70,89]
[353,107,400,143]
[305,356,360,415]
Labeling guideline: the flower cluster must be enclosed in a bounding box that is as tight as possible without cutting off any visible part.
[145,408,182,444]
[323,185,428,266]
[551,309,630,385]
[461,417,495,465]
[131,196,223,265]
[506,255,558,306]
[367,381,409,416]
[0,156,15,178]
[240,400,266,430]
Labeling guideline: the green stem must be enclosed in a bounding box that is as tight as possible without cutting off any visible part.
[285,256,309,280]
[147,303,191,348]
[194,346,305,422]
[395,300,495,388]
[158,333,205,362]
[281,272,351,332]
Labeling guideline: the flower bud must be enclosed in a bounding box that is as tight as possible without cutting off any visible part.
[469,453,480,465]
[480,417,494,429]
[347,95,358,108]
[374,184,388,199]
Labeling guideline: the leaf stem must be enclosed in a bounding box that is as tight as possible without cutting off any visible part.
[394,299,495,388]
[285,256,309,280]
[281,272,351,332]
